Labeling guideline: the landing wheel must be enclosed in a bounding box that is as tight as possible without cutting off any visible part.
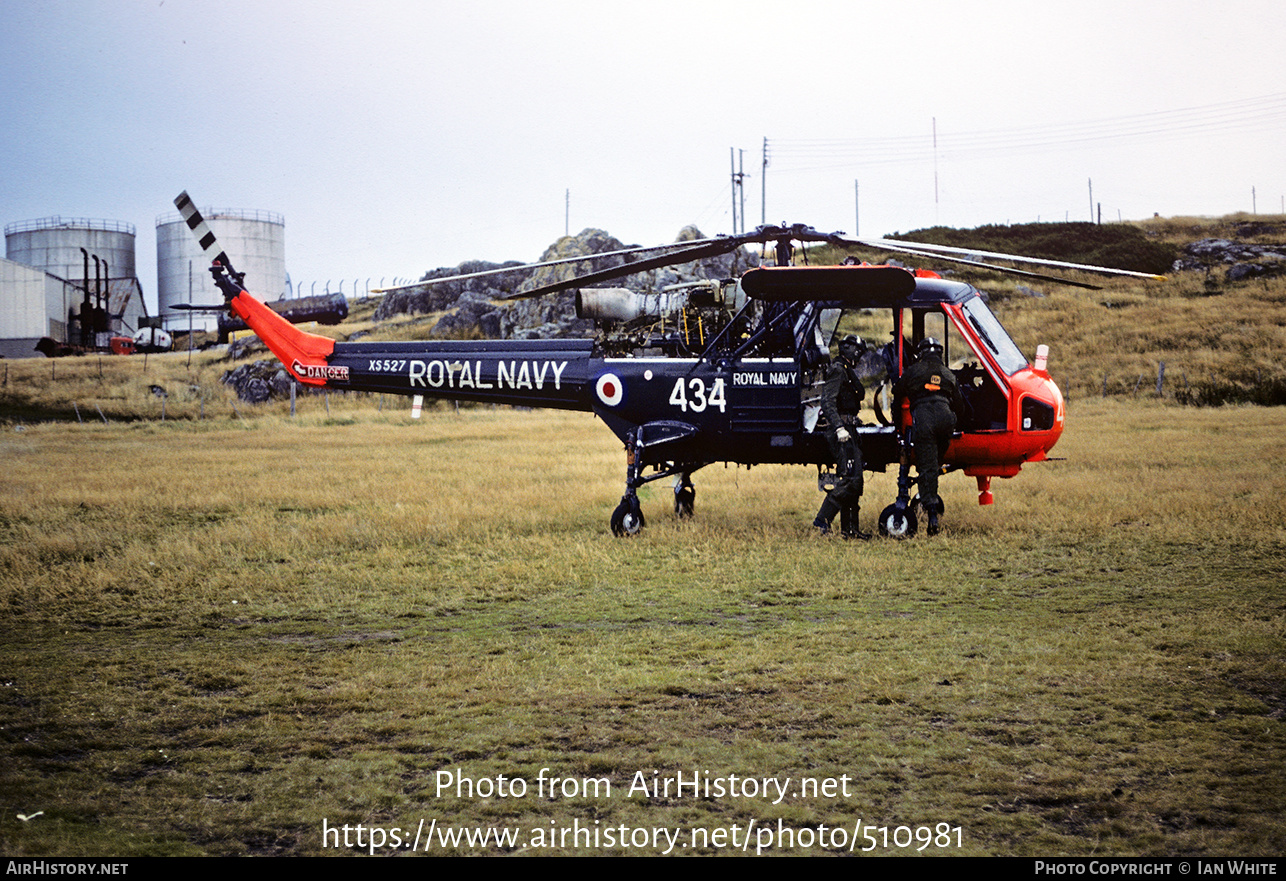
[674,480,695,518]
[611,497,646,537]
[878,503,917,539]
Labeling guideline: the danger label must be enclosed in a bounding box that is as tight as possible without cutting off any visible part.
[292,360,350,382]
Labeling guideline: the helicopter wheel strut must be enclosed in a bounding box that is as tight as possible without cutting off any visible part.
[674,475,696,518]
[611,495,646,537]
[611,429,647,537]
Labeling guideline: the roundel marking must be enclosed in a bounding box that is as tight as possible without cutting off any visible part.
[596,372,624,407]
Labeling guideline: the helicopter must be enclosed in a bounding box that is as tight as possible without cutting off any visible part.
[174,191,1161,537]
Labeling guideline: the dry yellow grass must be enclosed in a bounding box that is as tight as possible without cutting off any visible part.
[1,402,1283,856]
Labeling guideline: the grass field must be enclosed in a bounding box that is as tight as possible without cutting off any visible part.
[1,399,1283,856]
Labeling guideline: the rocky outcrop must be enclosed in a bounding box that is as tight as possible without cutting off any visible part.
[371,259,527,339]
[372,226,757,340]
[1173,238,1286,282]
[430,289,506,338]
[222,360,295,403]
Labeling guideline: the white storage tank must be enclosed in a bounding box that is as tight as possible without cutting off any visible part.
[5,216,137,282]
[156,206,285,333]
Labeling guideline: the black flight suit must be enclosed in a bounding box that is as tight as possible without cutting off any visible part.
[814,358,866,537]
[893,353,964,522]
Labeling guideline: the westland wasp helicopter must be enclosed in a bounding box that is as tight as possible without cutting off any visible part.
[174,191,1160,537]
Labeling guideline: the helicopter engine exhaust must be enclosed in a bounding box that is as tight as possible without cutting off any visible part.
[575,287,688,322]
[576,280,744,324]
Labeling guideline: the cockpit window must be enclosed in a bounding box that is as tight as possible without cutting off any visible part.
[960,297,1028,375]
[816,307,843,347]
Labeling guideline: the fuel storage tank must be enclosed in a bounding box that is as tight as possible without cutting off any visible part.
[5,216,137,282]
[156,206,285,333]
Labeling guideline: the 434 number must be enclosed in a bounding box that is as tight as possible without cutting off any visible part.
[669,377,726,413]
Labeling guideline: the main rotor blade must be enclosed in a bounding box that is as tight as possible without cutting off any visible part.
[501,238,748,300]
[371,236,735,294]
[369,225,847,296]
[842,236,1165,281]
[839,239,1105,290]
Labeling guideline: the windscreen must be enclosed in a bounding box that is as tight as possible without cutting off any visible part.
[816,307,843,347]
[959,296,1028,375]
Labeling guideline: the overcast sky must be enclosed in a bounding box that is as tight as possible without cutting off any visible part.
[2,0,1283,309]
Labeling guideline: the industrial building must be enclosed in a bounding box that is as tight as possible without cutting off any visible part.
[1,204,286,357]
[1,217,148,359]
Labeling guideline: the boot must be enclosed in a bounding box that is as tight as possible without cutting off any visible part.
[925,496,942,536]
[814,496,840,536]
[841,505,872,541]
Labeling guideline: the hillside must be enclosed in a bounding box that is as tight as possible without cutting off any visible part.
[890,220,1179,275]
[956,216,1286,406]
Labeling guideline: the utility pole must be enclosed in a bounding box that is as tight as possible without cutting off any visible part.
[761,136,768,226]
[731,149,738,234]
[730,148,748,235]
[933,117,939,225]
[1088,178,1093,222]
[854,180,859,237]
[739,149,746,235]
[565,189,569,236]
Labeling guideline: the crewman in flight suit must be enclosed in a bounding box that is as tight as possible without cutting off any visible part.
[893,337,964,535]
[813,334,870,539]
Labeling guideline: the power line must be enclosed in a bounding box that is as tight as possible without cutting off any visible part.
[767,93,1286,172]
